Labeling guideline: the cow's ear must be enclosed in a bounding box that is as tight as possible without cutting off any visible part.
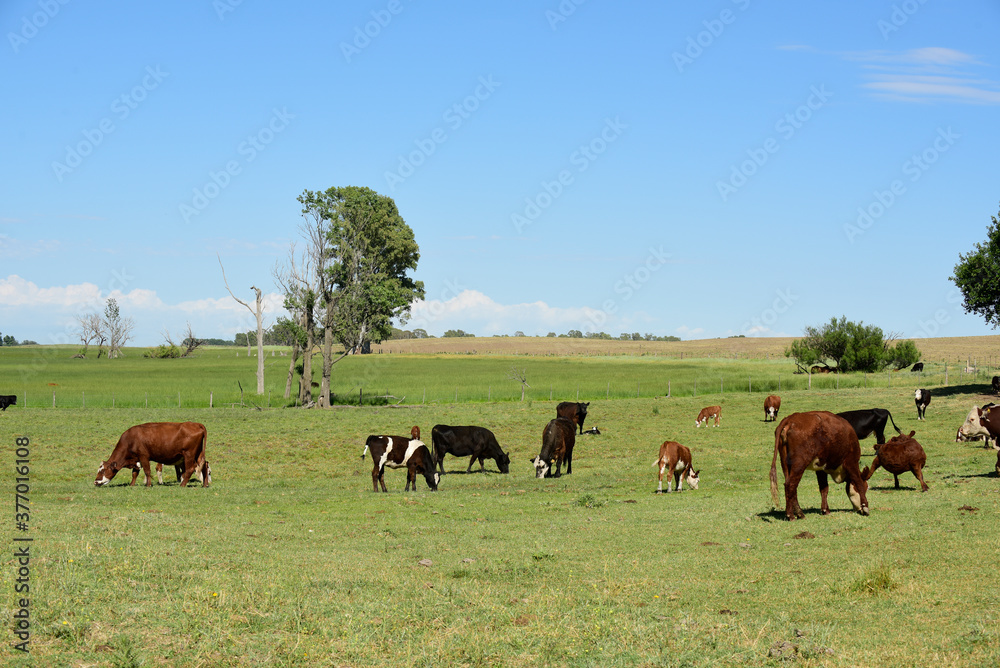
[908,430,916,438]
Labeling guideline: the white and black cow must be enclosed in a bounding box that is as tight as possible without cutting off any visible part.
[361,431,439,493]
[431,425,510,474]
[914,389,931,420]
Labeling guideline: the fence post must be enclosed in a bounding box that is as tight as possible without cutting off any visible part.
[808,372,811,390]
[83,391,85,408]
[721,377,724,394]
[112,392,115,408]
[945,364,948,385]
[606,381,610,399]
[52,391,55,408]
[667,380,671,397]
[178,391,181,408]
[210,391,213,408]
[145,392,148,408]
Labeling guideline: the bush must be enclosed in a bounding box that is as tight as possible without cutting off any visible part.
[144,344,181,359]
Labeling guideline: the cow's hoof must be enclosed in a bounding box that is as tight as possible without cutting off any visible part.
[860,506,870,516]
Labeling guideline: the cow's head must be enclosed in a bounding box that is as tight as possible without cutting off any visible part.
[958,406,988,442]
[411,425,421,441]
[95,460,123,486]
[497,451,511,474]
[686,469,701,490]
[530,456,550,479]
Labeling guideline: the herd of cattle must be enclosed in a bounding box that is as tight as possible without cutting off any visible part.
[85,381,1000,520]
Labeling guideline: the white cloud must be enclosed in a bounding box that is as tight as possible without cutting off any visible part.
[848,48,1000,104]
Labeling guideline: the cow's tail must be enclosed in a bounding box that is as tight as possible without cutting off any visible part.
[886,410,903,436]
[770,424,785,511]
[361,438,371,460]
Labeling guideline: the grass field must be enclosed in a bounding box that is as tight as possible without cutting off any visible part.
[2,338,1000,666]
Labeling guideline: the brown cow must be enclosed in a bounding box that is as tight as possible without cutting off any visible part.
[654,441,700,493]
[95,422,209,488]
[361,427,438,492]
[556,401,590,434]
[955,404,1000,448]
[862,430,928,492]
[532,417,576,478]
[695,405,721,428]
[764,395,781,422]
[770,411,869,520]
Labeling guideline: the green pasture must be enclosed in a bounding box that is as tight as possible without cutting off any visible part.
[1,345,989,409]
[1,347,999,666]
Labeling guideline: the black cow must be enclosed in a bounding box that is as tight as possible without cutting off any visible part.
[836,409,903,446]
[556,401,590,434]
[431,425,510,474]
[915,389,931,420]
[910,362,924,372]
[0,395,16,411]
[992,376,1000,394]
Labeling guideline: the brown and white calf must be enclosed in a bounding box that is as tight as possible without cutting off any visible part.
[862,430,929,492]
[361,427,439,492]
[653,441,700,493]
[695,405,721,427]
[770,411,869,520]
[764,395,781,422]
[955,404,999,448]
[95,422,209,488]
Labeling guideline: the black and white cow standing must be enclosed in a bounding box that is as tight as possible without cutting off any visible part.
[361,430,439,493]
[914,389,931,420]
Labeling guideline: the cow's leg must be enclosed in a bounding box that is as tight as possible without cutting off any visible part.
[675,469,684,492]
[565,450,572,475]
[405,468,415,492]
[371,465,380,492]
[784,470,805,520]
[129,465,140,486]
[376,466,388,493]
[875,428,886,445]
[913,467,929,492]
[657,461,665,493]
[893,474,900,489]
[816,471,830,515]
[140,459,155,488]
[156,463,164,485]
[467,456,475,473]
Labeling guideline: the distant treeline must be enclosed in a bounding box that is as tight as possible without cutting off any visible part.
[0,332,36,346]
[388,327,681,342]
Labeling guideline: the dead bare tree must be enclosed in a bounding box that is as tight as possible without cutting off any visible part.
[507,365,531,401]
[182,322,203,357]
[103,298,134,359]
[76,312,105,357]
[273,241,318,405]
[219,255,265,395]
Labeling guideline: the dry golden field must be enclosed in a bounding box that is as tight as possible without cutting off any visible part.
[374,334,1000,366]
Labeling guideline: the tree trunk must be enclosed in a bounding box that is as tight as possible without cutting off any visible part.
[319,325,333,408]
[298,326,314,406]
[284,340,299,399]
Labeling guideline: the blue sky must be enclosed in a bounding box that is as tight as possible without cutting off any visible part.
[2,1,1000,346]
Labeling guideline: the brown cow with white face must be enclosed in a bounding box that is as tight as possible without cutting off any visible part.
[532,417,576,478]
[862,430,928,492]
[654,441,699,493]
[955,404,999,448]
[95,422,209,488]
[695,405,721,427]
[770,411,869,520]
[764,395,781,422]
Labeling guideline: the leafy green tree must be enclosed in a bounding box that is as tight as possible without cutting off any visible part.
[952,204,1000,328]
[443,329,474,338]
[785,316,920,373]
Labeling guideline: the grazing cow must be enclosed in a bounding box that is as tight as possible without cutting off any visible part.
[361,432,439,493]
[653,441,700,493]
[0,395,16,411]
[910,362,924,372]
[862,430,928,492]
[835,408,902,446]
[993,376,1000,394]
[955,404,1000,448]
[95,422,209,488]
[914,389,931,420]
[811,365,834,374]
[695,405,721,427]
[532,417,576,478]
[556,401,590,434]
[764,395,781,422]
[431,425,510,474]
[769,411,869,520]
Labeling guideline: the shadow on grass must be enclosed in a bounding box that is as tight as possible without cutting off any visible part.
[756,506,867,522]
